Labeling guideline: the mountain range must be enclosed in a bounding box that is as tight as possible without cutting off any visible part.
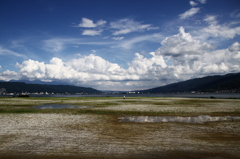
[140,72,240,93]
[0,82,101,94]
[0,72,239,94]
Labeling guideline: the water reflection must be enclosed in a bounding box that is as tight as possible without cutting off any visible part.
[33,104,92,109]
[119,115,240,124]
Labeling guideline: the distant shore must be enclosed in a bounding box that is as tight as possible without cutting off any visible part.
[1,92,239,99]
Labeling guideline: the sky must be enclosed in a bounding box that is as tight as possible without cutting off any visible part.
[0,0,240,91]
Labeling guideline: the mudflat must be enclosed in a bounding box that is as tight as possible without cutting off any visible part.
[0,97,240,158]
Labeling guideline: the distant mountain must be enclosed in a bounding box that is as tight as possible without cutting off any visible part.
[0,82,101,94]
[9,79,73,86]
[141,73,240,93]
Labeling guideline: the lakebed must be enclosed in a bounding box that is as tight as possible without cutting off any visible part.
[0,97,240,158]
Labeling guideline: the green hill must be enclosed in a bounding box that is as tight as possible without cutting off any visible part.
[0,82,101,94]
[142,73,240,93]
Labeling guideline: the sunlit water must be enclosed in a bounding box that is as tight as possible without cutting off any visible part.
[119,115,240,124]
[33,104,92,109]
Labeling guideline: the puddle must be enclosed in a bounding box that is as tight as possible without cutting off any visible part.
[119,115,240,124]
[33,104,92,109]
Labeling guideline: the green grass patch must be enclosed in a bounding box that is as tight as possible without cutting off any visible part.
[172,99,225,105]
[0,97,239,116]
[0,108,38,114]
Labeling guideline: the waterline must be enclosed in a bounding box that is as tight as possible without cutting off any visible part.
[119,115,240,124]
[33,104,92,109]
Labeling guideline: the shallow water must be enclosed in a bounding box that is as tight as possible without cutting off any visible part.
[33,104,92,109]
[119,115,240,124]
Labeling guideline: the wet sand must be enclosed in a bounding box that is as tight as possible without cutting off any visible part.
[0,113,240,159]
[1,97,240,158]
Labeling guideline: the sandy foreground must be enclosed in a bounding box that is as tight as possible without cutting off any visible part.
[0,113,240,159]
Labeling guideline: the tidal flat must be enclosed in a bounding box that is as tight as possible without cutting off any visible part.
[0,97,240,158]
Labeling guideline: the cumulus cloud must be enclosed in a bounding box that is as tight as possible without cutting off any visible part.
[154,27,240,80]
[9,52,171,90]
[127,52,167,77]
[157,26,212,56]
[202,15,240,39]
[110,19,158,35]
[229,42,240,52]
[1,26,240,91]
[200,46,240,74]
[14,54,129,84]
[0,70,18,81]
[79,18,106,28]
[179,8,200,19]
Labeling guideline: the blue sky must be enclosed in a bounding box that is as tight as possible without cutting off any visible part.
[0,0,240,91]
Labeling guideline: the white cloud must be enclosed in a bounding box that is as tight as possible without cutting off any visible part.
[82,29,102,36]
[117,33,163,49]
[204,15,218,25]
[112,37,124,41]
[200,47,240,74]
[79,18,96,27]
[127,52,167,76]
[96,19,107,26]
[198,0,206,4]
[78,18,106,36]
[10,52,171,90]
[190,1,198,7]
[201,15,240,39]
[179,8,200,19]
[16,59,46,79]
[2,26,240,90]
[79,18,106,28]
[110,19,157,35]
[14,55,128,84]
[228,42,240,52]
[0,70,18,81]
[2,38,240,90]
[68,54,125,75]
[0,46,26,58]
[157,26,212,56]
[154,27,240,80]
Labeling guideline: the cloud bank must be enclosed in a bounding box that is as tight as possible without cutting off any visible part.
[1,24,240,90]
